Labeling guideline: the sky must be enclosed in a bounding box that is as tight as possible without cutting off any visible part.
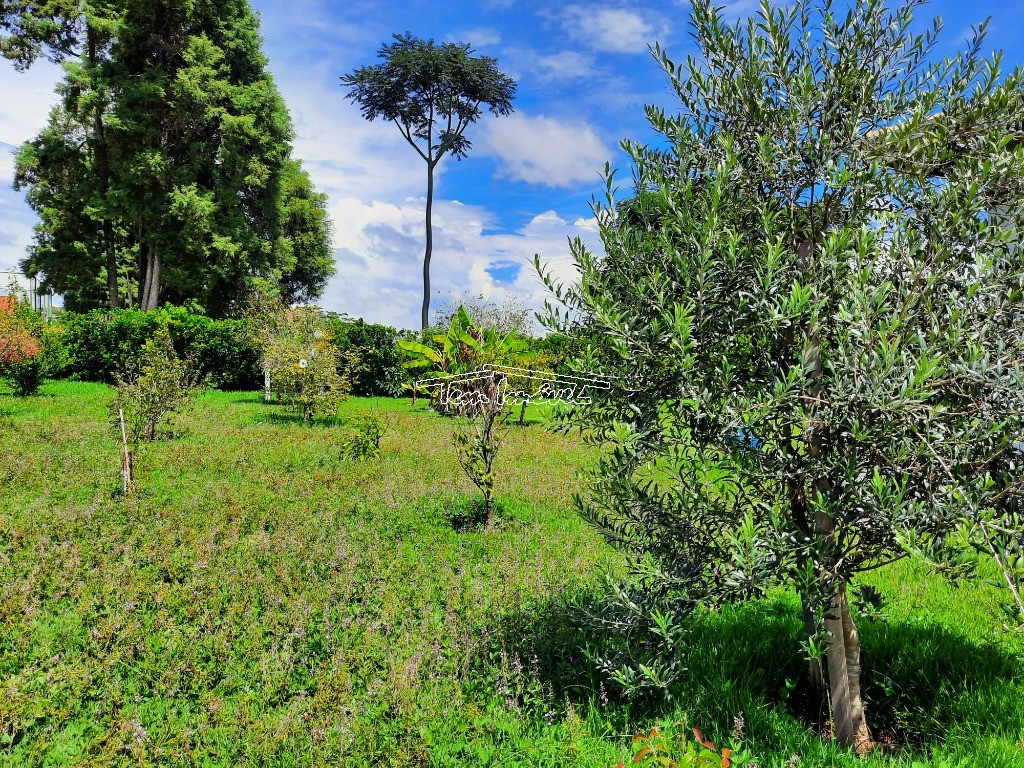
[2,0,1023,329]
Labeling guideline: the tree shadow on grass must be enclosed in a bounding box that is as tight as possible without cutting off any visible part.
[417,495,526,532]
[226,393,272,405]
[482,591,1024,757]
[249,410,348,429]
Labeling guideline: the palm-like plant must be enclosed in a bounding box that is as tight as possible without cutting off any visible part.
[399,305,526,415]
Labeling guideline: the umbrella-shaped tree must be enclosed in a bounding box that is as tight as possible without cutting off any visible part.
[341,34,516,330]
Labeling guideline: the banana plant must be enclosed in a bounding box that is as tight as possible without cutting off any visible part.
[398,305,526,414]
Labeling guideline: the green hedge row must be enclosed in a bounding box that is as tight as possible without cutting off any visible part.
[35,307,584,396]
[45,307,262,390]
[327,316,414,398]
[38,307,416,395]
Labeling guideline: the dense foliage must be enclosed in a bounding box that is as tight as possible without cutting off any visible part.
[539,0,1024,751]
[328,317,411,397]
[16,306,425,396]
[3,0,334,314]
[51,307,261,390]
[0,294,43,395]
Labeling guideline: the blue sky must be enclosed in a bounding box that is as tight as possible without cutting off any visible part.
[1,0,1023,328]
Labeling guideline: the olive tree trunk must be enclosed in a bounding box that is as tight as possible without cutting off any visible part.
[825,581,872,753]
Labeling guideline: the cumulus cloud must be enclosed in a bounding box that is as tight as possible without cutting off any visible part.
[562,5,668,55]
[481,113,610,188]
[324,198,600,329]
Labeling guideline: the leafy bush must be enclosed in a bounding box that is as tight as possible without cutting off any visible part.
[10,360,42,397]
[341,408,391,460]
[252,301,350,423]
[0,294,43,396]
[56,307,260,389]
[110,327,208,442]
[327,317,411,397]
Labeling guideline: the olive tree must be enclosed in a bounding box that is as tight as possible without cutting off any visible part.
[538,0,1024,752]
[341,34,516,330]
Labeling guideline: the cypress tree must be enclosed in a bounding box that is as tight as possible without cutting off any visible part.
[4,0,334,315]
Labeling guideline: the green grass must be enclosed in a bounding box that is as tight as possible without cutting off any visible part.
[1,381,1022,767]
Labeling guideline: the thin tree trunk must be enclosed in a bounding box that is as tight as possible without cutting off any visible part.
[141,246,160,310]
[795,238,868,744]
[150,248,160,309]
[826,582,872,753]
[87,28,118,310]
[421,162,435,331]
[801,594,826,694]
[518,397,527,425]
[105,222,118,309]
[141,245,153,310]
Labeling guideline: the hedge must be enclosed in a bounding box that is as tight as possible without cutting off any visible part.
[39,308,416,396]
[38,308,572,397]
[328,317,414,397]
[47,307,262,391]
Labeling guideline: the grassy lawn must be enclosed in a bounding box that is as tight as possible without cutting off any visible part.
[1,381,1022,766]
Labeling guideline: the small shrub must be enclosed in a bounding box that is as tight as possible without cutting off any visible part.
[342,409,391,460]
[453,371,512,521]
[110,327,207,442]
[250,299,350,423]
[10,360,42,397]
[0,294,43,396]
[623,724,754,767]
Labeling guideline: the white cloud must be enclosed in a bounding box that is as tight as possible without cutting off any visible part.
[562,6,668,55]
[325,199,600,329]
[450,27,502,48]
[481,113,610,188]
[502,47,597,82]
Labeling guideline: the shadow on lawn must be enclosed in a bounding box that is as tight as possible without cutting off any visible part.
[248,410,348,429]
[484,592,1023,754]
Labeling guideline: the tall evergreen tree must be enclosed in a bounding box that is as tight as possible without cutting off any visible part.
[3,1,122,307]
[4,0,334,315]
